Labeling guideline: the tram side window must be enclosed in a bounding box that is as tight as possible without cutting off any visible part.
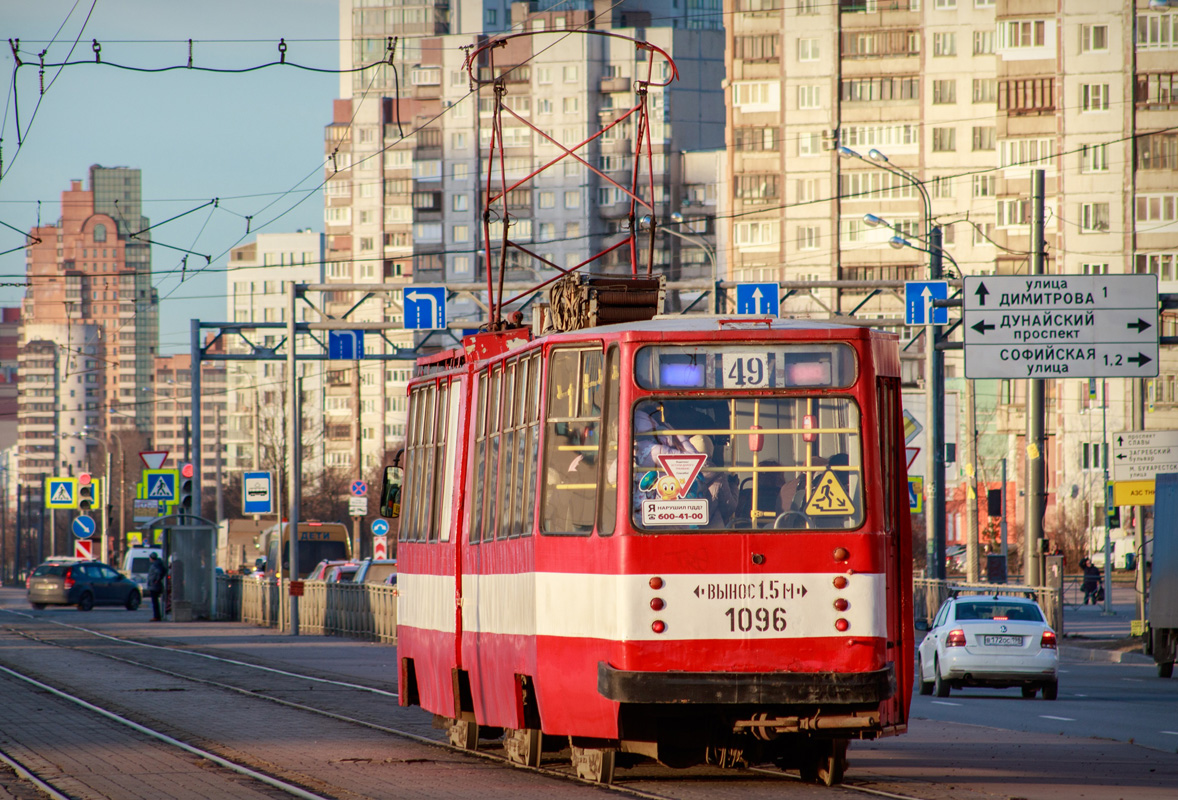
[471,370,488,543]
[598,345,620,535]
[403,383,440,542]
[541,347,603,534]
[509,354,541,537]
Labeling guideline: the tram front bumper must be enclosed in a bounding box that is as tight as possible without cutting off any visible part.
[598,662,896,705]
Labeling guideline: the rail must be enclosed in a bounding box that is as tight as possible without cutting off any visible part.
[220,575,397,643]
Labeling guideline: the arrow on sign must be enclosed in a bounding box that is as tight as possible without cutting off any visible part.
[1117,435,1124,446]
[971,320,995,335]
[1128,353,1153,367]
[407,291,441,327]
[751,287,765,313]
[1127,318,1152,333]
[974,281,989,306]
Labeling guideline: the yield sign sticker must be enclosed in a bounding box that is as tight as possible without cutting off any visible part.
[656,453,708,499]
[906,447,920,470]
[140,450,169,470]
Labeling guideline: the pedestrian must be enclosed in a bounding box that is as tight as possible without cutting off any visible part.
[146,551,166,621]
[1081,557,1101,605]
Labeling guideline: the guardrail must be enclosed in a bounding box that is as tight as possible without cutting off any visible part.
[219,575,397,643]
[914,578,1063,633]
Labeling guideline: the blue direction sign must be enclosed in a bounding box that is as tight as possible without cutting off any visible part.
[371,518,390,537]
[243,471,274,515]
[404,286,447,330]
[905,281,949,325]
[328,330,365,359]
[734,283,779,316]
[72,514,97,539]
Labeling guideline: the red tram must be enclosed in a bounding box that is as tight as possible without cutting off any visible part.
[384,315,914,785]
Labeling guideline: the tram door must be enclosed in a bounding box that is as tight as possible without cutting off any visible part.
[877,375,912,724]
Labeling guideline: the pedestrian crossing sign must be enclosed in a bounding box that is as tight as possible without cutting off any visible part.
[46,477,78,509]
[805,470,855,516]
[143,469,178,502]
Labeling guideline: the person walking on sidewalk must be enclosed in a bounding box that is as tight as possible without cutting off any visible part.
[146,552,166,621]
[1081,557,1101,605]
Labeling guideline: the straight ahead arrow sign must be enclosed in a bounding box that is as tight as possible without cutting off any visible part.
[974,281,989,306]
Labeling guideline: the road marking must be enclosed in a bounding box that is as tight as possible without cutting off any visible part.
[1040,715,1075,721]
[1122,678,1144,683]
[1073,693,1088,697]
[1161,731,1178,736]
[931,700,962,707]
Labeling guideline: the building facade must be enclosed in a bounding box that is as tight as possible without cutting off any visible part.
[723,0,1178,556]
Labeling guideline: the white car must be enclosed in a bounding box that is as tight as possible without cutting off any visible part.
[916,594,1059,700]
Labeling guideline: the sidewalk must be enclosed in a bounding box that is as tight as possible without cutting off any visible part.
[1058,583,1153,665]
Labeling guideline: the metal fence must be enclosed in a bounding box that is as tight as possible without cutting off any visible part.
[914,578,1063,633]
[218,575,398,643]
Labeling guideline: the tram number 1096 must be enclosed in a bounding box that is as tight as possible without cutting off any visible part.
[725,606,788,633]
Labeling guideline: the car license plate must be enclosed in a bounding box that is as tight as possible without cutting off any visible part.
[982,635,1022,646]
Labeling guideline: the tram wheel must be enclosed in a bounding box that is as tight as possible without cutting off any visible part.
[816,740,848,786]
[570,742,616,784]
[504,727,542,767]
[448,718,479,750]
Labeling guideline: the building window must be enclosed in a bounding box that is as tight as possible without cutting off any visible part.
[734,126,779,151]
[93,224,106,242]
[998,19,1047,49]
[733,81,780,111]
[934,0,955,8]
[931,175,955,199]
[798,226,820,250]
[797,132,821,156]
[932,79,957,104]
[563,65,579,82]
[932,127,956,152]
[973,30,994,55]
[1136,73,1178,107]
[1136,194,1178,224]
[1080,203,1110,232]
[798,85,821,109]
[1137,12,1178,50]
[972,174,996,197]
[1081,143,1109,173]
[1082,262,1109,275]
[1136,252,1178,281]
[798,38,820,61]
[933,32,956,56]
[734,34,780,61]
[841,29,921,58]
[840,76,920,102]
[1081,24,1108,53]
[411,67,441,86]
[453,225,471,243]
[1082,442,1107,471]
[734,220,780,247]
[999,78,1055,114]
[564,190,580,209]
[736,174,780,202]
[997,198,1030,228]
[1137,133,1178,170]
[971,222,994,246]
[972,79,996,103]
[452,194,469,212]
[1081,83,1110,112]
[972,126,996,151]
[999,137,1055,169]
[795,177,817,202]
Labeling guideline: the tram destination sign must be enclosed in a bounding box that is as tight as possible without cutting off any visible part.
[962,274,1159,379]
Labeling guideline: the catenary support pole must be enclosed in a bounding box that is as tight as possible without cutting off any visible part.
[1024,169,1047,587]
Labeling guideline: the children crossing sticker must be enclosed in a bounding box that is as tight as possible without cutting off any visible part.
[805,470,854,516]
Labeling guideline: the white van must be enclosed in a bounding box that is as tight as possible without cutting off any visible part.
[122,547,163,589]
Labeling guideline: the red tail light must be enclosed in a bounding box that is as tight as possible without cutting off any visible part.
[63,568,75,590]
[25,574,31,589]
[946,629,967,647]
[1040,630,1057,649]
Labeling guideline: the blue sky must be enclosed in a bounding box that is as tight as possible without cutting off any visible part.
[0,1,340,353]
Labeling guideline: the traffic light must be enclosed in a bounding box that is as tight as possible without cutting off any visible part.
[77,473,95,513]
[179,463,194,514]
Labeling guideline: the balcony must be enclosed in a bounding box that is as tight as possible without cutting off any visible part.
[599,76,630,94]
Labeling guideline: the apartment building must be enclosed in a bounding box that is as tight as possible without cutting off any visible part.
[18,166,159,493]
[724,0,1178,551]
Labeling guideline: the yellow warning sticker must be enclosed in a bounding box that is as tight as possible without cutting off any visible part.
[805,470,855,516]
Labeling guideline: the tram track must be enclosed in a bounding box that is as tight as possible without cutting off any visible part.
[0,610,941,800]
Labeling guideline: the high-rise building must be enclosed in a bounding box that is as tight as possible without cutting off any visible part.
[723,0,1178,553]
[18,166,159,493]
[325,0,726,476]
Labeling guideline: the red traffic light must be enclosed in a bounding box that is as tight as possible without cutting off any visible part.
[78,472,92,486]
[181,463,195,479]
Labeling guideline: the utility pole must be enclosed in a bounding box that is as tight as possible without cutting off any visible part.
[287,282,301,636]
[215,405,224,524]
[964,377,979,583]
[927,226,946,581]
[1024,169,1047,587]
[353,360,362,561]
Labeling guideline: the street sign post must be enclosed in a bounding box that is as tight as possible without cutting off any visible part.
[46,477,78,509]
[904,281,949,325]
[963,275,1159,379]
[1111,429,1178,506]
[734,283,779,316]
[404,286,447,330]
[242,471,274,515]
[328,330,365,359]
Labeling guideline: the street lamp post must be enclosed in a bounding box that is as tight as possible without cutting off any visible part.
[839,145,947,580]
[639,213,719,312]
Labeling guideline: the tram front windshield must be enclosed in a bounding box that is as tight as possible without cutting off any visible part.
[631,396,863,532]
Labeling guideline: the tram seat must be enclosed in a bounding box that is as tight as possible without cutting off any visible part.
[735,477,780,527]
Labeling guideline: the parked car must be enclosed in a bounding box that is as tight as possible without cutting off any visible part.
[121,546,163,590]
[945,545,967,572]
[916,594,1058,699]
[27,560,142,611]
[324,564,360,583]
[353,558,397,584]
[307,560,357,581]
